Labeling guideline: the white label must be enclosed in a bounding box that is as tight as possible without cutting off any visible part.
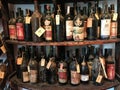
[66,20,73,37]
[35,27,45,37]
[41,59,45,66]
[56,15,60,25]
[81,75,89,81]
[113,13,118,21]
[25,17,31,24]
[101,19,111,36]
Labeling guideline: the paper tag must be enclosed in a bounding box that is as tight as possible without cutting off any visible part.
[46,60,52,69]
[35,27,45,37]
[1,45,6,53]
[96,75,103,83]
[27,66,30,72]
[41,59,45,66]
[0,71,5,79]
[60,63,63,70]
[95,14,99,20]
[17,57,23,65]
[56,15,60,25]
[113,13,118,21]
[76,64,80,73]
[87,18,92,28]
[25,17,31,24]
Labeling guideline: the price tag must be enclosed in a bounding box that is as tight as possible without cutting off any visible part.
[46,60,52,69]
[55,15,60,25]
[76,64,80,73]
[17,57,23,65]
[113,13,118,21]
[41,59,45,66]
[87,18,92,28]
[0,45,6,53]
[0,71,5,79]
[25,17,31,24]
[35,27,45,37]
[95,14,99,20]
[96,75,103,83]
[27,66,30,72]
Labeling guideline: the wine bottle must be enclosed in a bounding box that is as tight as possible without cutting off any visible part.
[43,4,54,42]
[20,52,29,83]
[80,56,89,84]
[73,5,84,41]
[100,3,111,39]
[8,11,17,40]
[65,6,73,41]
[106,49,115,81]
[55,4,65,42]
[31,0,44,42]
[24,9,32,41]
[69,56,80,86]
[110,4,118,39]
[58,59,68,85]
[16,8,25,41]
[28,46,38,83]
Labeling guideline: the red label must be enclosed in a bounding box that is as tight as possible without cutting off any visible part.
[9,25,17,39]
[107,64,115,80]
[58,69,67,83]
[110,22,117,37]
[71,71,80,85]
[45,26,52,41]
[16,23,24,40]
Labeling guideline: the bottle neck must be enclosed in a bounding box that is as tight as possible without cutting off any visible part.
[34,0,39,11]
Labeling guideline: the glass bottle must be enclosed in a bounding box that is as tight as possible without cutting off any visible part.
[24,9,32,41]
[16,8,25,41]
[55,4,65,42]
[69,56,80,86]
[8,11,17,40]
[65,6,73,41]
[28,46,38,84]
[31,0,43,42]
[73,6,84,41]
[20,52,29,83]
[100,3,111,39]
[110,4,118,39]
[43,4,54,42]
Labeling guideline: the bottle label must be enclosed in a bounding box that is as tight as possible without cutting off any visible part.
[110,22,117,37]
[66,20,73,39]
[87,18,92,28]
[0,45,6,54]
[41,58,45,66]
[29,70,37,83]
[16,23,24,40]
[25,17,31,24]
[45,26,52,41]
[71,71,80,85]
[22,71,29,82]
[73,26,84,41]
[107,64,115,80]
[0,71,5,79]
[96,75,103,83]
[113,13,118,21]
[56,15,60,25]
[9,25,17,39]
[17,57,23,65]
[101,19,111,36]
[58,69,67,83]
[35,26,45,37]
[81,75,89,82]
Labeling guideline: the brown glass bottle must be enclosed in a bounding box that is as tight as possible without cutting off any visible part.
[31,0,43,42]
[8,11,17,40]
[16,8,25,41]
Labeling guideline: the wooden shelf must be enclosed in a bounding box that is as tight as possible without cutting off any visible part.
[10,75,120,90]
[5,39,120,46]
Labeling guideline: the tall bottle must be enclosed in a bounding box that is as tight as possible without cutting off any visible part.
[31,0,43,42]
[20,52,29,83]
[106,49,115,81]
[65,6,73,41]
[110,4,118,39]
[8,11,17,40]
[24,9,32,41]
[100,4,111,39]
[43,4,54,42]
[80,56,89,84]
[73,6,84,41]
[55,5,65,42]
[69,56,80,86]
[28,46,38,83]
[16,8,25,41]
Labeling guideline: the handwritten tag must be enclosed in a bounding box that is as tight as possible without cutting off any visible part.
[25,17,31,24]
[41,59,45,66]
[35,27,45,37]
[0,45,6,53]
[17,57,23,65]
[0,71,5,79]
[96,75,103,83]
[56,15,60,25]
[76,64,80,73]
[95,14,99,20]
[46,60,52,69]
[113,13,118,21]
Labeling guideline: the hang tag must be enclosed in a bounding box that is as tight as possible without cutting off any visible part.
[96,75,103,83]
[95,14,99,20]
[17,57,23,65]
[56,15,60,25]
[41,59,45,66]
[46,60,52,69]
[113,13,118,21]
[60,63,63,70]
[35,27,45,37]
[0,71,5,79]
[25,17,31,24]
[0,45,6,53]
[27,66,30,72]
[76,64,80,73]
